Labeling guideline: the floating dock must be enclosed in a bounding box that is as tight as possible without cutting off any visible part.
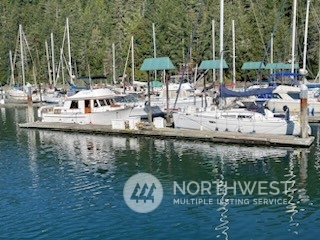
[19,122,315,148]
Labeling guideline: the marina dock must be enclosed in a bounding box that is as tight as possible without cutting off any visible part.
[19,121,315,148]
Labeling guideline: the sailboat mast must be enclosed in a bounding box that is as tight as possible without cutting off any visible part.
[122,40,132,93]
[270,33,274,77]
[302,0,310,82]
[219,0,224,85]
[60,48,65,88]
[291,0,297,77]
[51,33,56,86]
[19,25,26,89]
[232,19,236,89]
[112,43,116,85]
[131,36,135,83]
[152,23,157,80]
[66,17,73,83]
[45,41,52,86]
[212,20,216,83]
[9,50,14,86]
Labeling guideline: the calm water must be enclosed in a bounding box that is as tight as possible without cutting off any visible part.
[0,107,320,239]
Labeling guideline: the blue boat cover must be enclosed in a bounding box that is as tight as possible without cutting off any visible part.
[306,83,320,89]
[220,85,275,98]
[271,72,300,77]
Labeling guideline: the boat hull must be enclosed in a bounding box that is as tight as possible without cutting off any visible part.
[173,111,303,136]
[41,107,132,125]
[5,89,41,103]
[266,99,320,116]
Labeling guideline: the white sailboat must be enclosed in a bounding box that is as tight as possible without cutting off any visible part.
[150,82,212,111]
[173,0,310,136]
[265,84,320,116]
[6,25,41,103]
[42,18,72,104]
[173,105,309,136]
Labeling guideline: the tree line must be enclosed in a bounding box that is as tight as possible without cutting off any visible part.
[0,0,319,86]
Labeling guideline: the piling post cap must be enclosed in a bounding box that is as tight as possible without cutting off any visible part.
[299,68,308,76]
[300,84,308,99]
[300,84,308,91]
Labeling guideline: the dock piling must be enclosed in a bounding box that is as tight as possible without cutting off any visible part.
[300,84,308,138]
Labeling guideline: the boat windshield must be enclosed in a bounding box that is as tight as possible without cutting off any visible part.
[287,92,300,100]
[114,94,139,103]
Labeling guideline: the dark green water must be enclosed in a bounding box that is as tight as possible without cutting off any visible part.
[0,107,319,239]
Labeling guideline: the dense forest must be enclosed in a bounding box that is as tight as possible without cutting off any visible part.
[0,0,319,86]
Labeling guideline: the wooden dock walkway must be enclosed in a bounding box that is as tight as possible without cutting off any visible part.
[19,122,315,148]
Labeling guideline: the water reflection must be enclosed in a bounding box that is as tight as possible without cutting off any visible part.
[279,148,309,237]
[38,131,123,176]
[215,174,229,240]
[27,125,39,189]
[27,105,35,123]
[4,107,319,239]
[173,141,290,175]
[0,107,5,123]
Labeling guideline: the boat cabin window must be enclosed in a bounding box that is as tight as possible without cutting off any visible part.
[114,96,125,103]
[114,95,138,103]
[238,115,252,119]
[99,99,106,106]
[70,100,78,109]
[221,114,238,119]
[287,92,300,100]
[94,100,99,108]
[105,98,115,105]
[271,93,282,99]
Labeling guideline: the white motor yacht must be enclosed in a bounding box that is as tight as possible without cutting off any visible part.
[265,85,320,116]
[38,88,132,125]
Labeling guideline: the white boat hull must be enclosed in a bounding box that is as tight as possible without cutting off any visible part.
[173,110,304,136]
[41,107,132,125]
[129,106,164,119]
[6,89,41,103]
[266,99,320,116]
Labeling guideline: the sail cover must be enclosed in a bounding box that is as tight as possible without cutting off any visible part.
[220,86,275,98]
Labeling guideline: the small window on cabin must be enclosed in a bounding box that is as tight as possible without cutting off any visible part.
[94,100,99,108]
[271,93,282,99]
[99,99,106,106]
[70,101,78,109]
[287,92,300,100]
[110,99,115,105]
[114,96,124,103]
[106,99,111,105]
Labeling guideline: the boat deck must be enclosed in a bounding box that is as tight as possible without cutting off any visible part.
[19,121,314,148]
